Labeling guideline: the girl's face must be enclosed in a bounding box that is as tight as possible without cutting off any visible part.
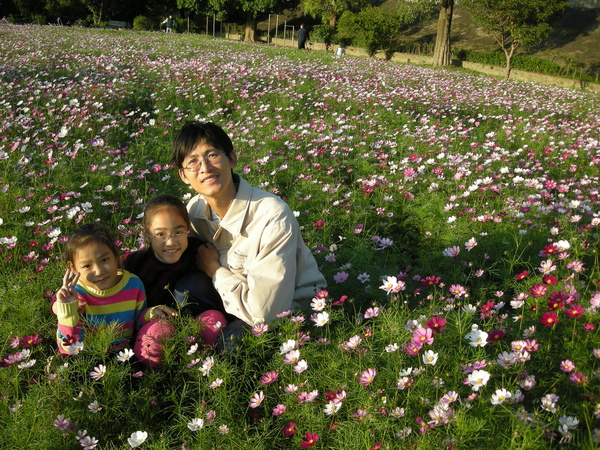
[69,242,120,291]
[145,209,189,264]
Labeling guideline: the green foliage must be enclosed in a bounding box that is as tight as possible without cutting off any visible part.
[133,15,152,31]
[311,23,333,46]
[462,0,568,77]
[336,2,434,58]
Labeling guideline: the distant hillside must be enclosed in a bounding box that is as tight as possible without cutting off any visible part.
[396,5,600,71]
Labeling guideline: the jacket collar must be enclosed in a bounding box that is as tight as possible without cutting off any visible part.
[197,173,249,237]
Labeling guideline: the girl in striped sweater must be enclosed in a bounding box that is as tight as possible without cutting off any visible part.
[53,223,153,355]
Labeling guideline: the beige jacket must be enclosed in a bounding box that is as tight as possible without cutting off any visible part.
[187,175,327,325]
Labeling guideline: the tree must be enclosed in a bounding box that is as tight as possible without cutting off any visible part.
[337,2,434,58]
[301,0,367,31]
[463,0,567,79]
[80,0,113,24]
[209,0,291,42]
[432,0,454,67]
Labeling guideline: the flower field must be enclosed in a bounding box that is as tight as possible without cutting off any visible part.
[1,24,600,449]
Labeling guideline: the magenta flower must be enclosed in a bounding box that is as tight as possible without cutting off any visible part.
[358,368,377,387]
[569,372,588,385]
[541,312,559,327]
[425,316,446,333]
[299,432,319,448]
[565,305,585,318]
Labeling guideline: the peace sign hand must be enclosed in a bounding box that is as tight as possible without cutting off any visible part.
[56,268,80,304]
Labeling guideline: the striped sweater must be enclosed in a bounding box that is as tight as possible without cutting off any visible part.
[54,270,149,354]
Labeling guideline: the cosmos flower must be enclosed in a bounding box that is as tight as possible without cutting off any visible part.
[90,365,106,381]
[187,418,204,431]
[358,368,377,387]
[127,431,148,448]
[249,391,265,408]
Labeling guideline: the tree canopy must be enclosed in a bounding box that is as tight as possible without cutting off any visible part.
[463,0,568,79]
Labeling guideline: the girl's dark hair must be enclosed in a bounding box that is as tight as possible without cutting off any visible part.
[65,223,119,264]
[143,195,190,230]
[171,121,234,168]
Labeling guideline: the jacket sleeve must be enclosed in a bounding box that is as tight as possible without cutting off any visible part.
[212,218,297,325]
[54,300,84,354]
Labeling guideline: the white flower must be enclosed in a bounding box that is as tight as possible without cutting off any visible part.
[385,343,399,353]
[311,311,329,327]
[279,339,296,354]
[310,297,327,311]
[465,329,488,347]
[88,401,102,413]
[127,431,148,448]
[422,350,438,365]
[467,370,490,391]
[17,359,36,369]
[117,348,134,362]
[323,401,342,415]
[68,342,84,354]
[294,360,308,374]
[187,418,204,431]
[490,388,512,405]
[187,343,199,355]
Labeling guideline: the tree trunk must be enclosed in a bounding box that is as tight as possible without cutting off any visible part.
[503,44,516,80]
[244,12,257,42]
[329,12,337,31]
[432,0,454,67]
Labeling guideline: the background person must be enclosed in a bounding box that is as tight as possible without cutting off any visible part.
[297,23,309,50]
[171,121,326,341]
[162,15,174,33]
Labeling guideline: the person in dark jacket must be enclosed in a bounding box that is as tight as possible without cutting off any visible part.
[297,23,309,50]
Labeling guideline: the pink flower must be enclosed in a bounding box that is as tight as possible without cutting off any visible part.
[272,404,286,416]
[358,368,377,387]
[251,323,269,337]
[569,372,588,385]
[260,371,279,385]
[249,391,264,408]
[412,327,434,346]
[529,284,548,298]
[449,284,467,298]
[333,272,349,283]
[364,307,380,319]
[560,360,576,372]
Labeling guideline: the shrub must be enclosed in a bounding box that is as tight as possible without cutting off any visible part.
[133,16,152,31]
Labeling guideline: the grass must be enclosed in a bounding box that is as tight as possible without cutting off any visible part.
[1,24,600,449]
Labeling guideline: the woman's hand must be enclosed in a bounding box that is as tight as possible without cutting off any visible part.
[196,242,221,278]
[56,268,80,304]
